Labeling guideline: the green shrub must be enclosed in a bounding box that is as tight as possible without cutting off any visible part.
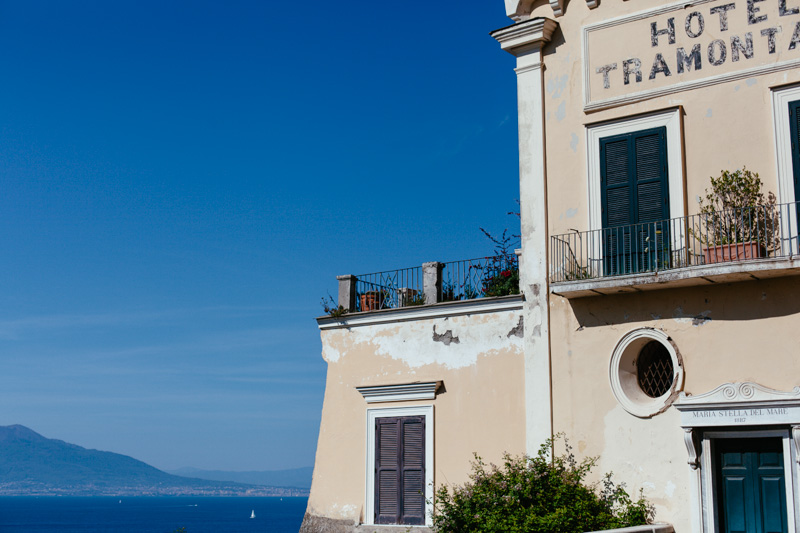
[432,436,653,533]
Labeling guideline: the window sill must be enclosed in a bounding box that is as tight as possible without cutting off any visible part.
[550,256,800,298]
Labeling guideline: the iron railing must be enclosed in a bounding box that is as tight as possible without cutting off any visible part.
[351,254,520,312]
[354,266,423,312]
[441,254,519,302]
[550,201,797,283]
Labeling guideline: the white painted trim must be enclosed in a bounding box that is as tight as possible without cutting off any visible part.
[357,382,442,403]
[365,405,434,527]
[771,84,800,248]
[676,381,800,409]
[697,429,798,533]
[581,0,800,111]
[586,109,685,269]
[772,84,800,206]
[490,18,557,55]
[587,109,685,233]
[608,328,683,418]
[317,295,523,330]
[493,15,554,458]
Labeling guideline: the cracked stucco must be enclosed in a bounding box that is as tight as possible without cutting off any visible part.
[321,311,523,369]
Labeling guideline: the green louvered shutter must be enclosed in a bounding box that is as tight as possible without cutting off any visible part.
[788,100,800,228]
[600,127,669,275]
[375,416,425,525]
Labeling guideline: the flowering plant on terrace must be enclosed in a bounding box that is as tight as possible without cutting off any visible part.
[479,227,520,297]
[481,255,520,297]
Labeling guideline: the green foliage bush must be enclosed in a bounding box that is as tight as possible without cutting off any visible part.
[432,436,653,533]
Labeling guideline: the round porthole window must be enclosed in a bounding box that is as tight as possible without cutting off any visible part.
[609,329,683,418]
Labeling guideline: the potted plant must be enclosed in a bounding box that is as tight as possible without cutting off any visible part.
[359,290,387,311]
[692,168,779,264]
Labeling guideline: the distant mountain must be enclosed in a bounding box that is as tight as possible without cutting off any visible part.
[167,466,312,489]
[0,425,307,497]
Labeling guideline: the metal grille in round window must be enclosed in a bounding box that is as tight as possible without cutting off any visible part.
[637,341,674,398]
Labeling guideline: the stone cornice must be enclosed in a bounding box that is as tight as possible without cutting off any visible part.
[491,18,558,56]
[675,382,800,411]
[505,0,598,21]
[316,294,522,330]
[356,381,442,403]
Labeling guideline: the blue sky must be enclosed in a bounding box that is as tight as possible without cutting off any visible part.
[0,1,520,471]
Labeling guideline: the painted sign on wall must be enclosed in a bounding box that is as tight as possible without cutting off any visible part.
[583,0,800,109]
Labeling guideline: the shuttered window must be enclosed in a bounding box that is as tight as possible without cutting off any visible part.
[375,416,425,525]
[600,127,670,275]
[788,101,800,224]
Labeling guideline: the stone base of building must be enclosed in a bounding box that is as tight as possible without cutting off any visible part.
[299,513,431,533]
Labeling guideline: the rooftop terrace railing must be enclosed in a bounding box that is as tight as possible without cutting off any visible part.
[334,254,521,314]
[353,266,423,312]
[550,201,797,283]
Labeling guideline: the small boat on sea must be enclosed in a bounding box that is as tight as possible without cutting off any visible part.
[250,510,255,519]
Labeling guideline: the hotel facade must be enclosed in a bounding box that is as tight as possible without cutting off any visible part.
[302,0,800,531]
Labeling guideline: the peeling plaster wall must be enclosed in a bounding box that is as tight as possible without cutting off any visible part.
[549,276,800,530]
[305,308,526,528]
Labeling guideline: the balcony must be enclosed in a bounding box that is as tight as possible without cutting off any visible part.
[327,254,521,318]
[550,201,800,298]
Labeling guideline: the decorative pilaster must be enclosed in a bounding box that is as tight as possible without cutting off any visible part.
[492,17,557,456]
[793,425,800,464]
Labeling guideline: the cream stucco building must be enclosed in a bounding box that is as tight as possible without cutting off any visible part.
[302,0,800,531]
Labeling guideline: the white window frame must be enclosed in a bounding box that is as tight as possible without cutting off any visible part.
[586,108,685,233]
[771,84,800,251]
[584,109,686,272]
[365,405,434,527]
[699,429,798,533]
[608,328,683,418]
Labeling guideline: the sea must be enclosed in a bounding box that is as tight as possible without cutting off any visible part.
[0,497,308,533]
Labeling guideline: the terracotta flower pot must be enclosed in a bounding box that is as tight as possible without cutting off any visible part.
[360,291,384,311]
[702,242,766,264]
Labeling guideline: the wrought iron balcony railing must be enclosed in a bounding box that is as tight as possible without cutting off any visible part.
[550,201,798,283]
[337,254,520,313]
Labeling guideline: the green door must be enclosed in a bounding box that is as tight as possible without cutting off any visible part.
[715,438,788,533]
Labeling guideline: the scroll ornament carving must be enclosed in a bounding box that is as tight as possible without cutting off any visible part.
[684,428,699,470]
[677,382,800,406]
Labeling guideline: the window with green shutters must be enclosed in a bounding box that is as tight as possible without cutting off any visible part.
[600,126,670,275]
[788,100,800,227]
[374,416,425,525]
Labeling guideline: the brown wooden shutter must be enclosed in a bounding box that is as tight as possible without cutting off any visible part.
[374,415,426,525]
[401,416,425,525]
[375,417,400,524]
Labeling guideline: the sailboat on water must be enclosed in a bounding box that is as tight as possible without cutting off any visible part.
[250,510,256,519]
